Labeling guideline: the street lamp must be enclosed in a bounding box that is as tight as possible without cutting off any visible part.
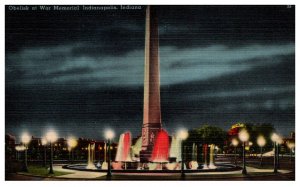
[271,133,281,173]
[15,146,20,161]
[46,130,58,174]
[177,128,189,178]
[231,138,239,167]
[238,129,249,175]
[105,129,115,178]
[287,141,295,164]
[67,137,78,163]
[257,135,266,167]
[276,135,283,169]
[21,132,32,172]
[41,137,47,167]
[15,145,26,161]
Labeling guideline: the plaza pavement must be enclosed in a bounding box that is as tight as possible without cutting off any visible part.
[53,165,107,179]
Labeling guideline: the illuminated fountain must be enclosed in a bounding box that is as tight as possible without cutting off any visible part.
[116,132,132,161]
[208,144,217,169]
[166,135,181,170]
[114,131,132,170]
[169,135,180,160]
[203,144,209,169]
[192,143,197,160]
[131,137,142,161]
[189,143,199,169]
[151,129,169,162]
[86,143,96,169]
[65,130,238,172]
[150,129,169,170]
[201,144,217,169]
[101,142,108,169]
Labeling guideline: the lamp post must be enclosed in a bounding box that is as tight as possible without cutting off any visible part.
[177,128,189,178]
[45,130,58,174]
[271,133,281,173]
[21,132,32,172]
[41,137,47,167]
[15,145,26,161]
[231,138,239,167]
[15,146,20,161]
[287,141,295,164]
[67,137,78,163]
[105,129,115,178]
[238,129,249,175]
[257,135,266,167]
[276,135,283,169]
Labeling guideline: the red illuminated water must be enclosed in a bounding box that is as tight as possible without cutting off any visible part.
[151,129,169,162]
[115,131,132,162]
[123,132,131,161]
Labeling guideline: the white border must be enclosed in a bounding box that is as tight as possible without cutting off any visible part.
[1,1,298,187]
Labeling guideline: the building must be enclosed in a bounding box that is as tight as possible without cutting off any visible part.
[5,134,16,160]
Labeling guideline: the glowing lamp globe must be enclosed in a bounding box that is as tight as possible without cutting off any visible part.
[277,136,283,145]
[238,129,249,142]
[15,145,20,151]
[232,138,239,147]
[287,141,295,149]
[271,133,280,143]
[15,145,26,151]
[177,128,189,140]
[46,130,58,143]
[67,137,78,148]
[21,145,26,151]
[21,132,32,145]
[105,129,115,140]
[41,137,47,146]
[257,136,266,147]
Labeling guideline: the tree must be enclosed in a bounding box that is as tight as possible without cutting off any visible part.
[187,125,227,146]
[186,125,227,164]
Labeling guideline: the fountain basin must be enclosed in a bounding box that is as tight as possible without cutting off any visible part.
[63,163,241,173]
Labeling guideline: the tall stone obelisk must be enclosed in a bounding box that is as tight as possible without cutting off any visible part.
[140,5,162,162]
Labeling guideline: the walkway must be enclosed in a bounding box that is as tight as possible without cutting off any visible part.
[53,165,106,179]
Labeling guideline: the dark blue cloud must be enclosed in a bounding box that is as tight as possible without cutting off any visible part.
[6,43,294,87]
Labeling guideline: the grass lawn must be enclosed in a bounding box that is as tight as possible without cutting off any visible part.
[19,165,73,177]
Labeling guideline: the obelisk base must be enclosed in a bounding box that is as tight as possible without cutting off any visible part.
[140,124,161,162]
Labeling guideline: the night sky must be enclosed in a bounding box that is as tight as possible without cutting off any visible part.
[5,5,295,140]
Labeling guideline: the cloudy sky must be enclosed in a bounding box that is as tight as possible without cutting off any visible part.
[5,5,295,140]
